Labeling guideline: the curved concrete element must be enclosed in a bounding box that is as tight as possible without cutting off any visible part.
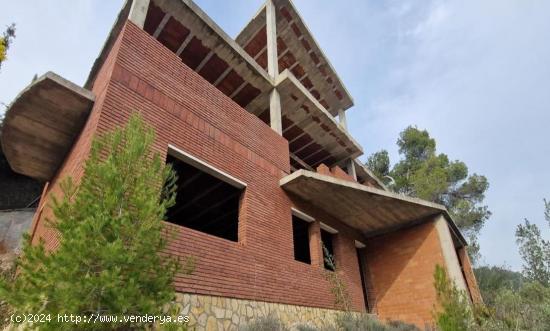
[1,72,95,181]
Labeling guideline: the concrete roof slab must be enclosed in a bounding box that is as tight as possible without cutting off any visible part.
[280,169,467,245]
[1,72,94,181]
[236,0,354,115]
[276,70,362,165]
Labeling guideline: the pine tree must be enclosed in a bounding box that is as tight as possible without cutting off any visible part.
[0,113,193,330]
[365,126,491,262]
[516,199,550,286]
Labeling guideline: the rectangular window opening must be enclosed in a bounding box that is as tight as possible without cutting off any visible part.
[165,154,243,242]
[292,215,311,264]
[321,229,335,271]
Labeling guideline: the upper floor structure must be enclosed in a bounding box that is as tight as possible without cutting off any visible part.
[0,0,482,328]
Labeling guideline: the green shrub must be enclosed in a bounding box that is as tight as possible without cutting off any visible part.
[476,281,550,331]
[296,324,323,331]
[334,313,420,331]
[386,319,421,331]
[240,315,289,331]
[433,265,474,331]
[0,114,193,330]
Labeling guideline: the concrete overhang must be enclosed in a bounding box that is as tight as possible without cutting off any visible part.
[1,72,95,181]
[353,159,388,191]
[87,0,274,111]
[236,0,354,116]
[275,70,362,165]
[280,170,467,246]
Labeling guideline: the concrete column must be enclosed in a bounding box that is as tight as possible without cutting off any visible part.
[266,0,279,78]
[434,215,469,293]
[128,0,150,29]
[269,88,282,134]
[338,109,347,131]
[347,159,357,180]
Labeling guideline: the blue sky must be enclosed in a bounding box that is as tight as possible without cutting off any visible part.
[1,1,548,270]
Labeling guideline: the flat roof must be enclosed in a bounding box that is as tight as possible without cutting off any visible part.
[280,170,467,246]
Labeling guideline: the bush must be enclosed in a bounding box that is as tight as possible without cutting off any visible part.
[240,313,421,331]
[240,315,289,331]
[476,281,550,331]
[335,313,420,331]
[0,114,193,330]
[433,265,474,331]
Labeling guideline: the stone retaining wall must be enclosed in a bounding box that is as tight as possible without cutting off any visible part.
[175,293,352,331]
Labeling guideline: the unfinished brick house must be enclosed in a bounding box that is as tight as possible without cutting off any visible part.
[0,0,482,329]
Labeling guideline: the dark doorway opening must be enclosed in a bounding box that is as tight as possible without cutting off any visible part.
[292,215,311,264]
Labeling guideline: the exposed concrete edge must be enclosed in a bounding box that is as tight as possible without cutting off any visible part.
[280,169,468,246]
[179,0,275,86]
[1,72,95,181]
[280,170,446,211]
[6,72,95,110]
[353,159,389,191]
[85,0,132,89]
[276,69,363,158]
[234,2,267,43]
[434,215,469,293]
[275,0,354,110]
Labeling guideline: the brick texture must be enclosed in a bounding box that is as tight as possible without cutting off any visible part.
[365,220,445,328]
[28,20,475,324]
[29,22,369,312]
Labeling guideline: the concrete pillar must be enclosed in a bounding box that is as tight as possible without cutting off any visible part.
[269,88,282,134]
[338,109,347,131]
[434,215,469,293]
[266,0,279,78]
[347,159,357,180]
[128,0,150,29]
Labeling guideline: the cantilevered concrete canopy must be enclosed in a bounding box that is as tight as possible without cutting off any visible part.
[236,0,354,116]
[1,72,95,181]
[274,70,362,168]
[280,170,467,245]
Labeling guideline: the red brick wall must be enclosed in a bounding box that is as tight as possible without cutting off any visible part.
[330,165,355,182]
[457,247,483,304]
[29,20,478,321]
[316,164,355,182]
[366,220,445,327]
[29,21,370,312]
[30,16,124,250]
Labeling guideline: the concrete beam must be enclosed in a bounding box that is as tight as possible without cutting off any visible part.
[290,153,314,171]
[347,159,357,180]
[269,88,282,134]
[128,0,150,29]
[338,109,347,131]
[153,13,171,38]
[266,0,279,78]
[434,215,469,293]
